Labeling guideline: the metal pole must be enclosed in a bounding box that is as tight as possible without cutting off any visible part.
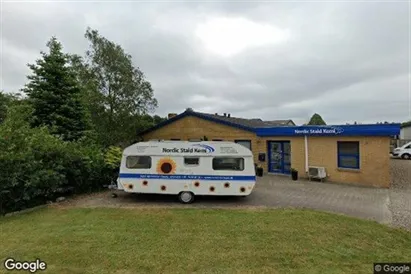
[304,135,309,173]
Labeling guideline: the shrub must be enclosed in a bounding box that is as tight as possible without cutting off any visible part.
[0,104,114,215]
[104,146,122,169]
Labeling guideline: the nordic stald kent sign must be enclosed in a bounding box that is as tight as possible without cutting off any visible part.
[255,124,400,137]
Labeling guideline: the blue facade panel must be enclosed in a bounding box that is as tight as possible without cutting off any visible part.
[256,124,400,137]
[138,110,401,138]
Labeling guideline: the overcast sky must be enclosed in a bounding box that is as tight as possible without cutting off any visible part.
[1,1,410,125]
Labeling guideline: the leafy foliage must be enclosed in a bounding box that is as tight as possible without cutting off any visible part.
[0,91,24,123]
[0,104,112,215]
[0,29,162,214]
[22,37,89,141]
[0,92,11,123]
[104,146,122,169]
[308,113,327,125]
[402,120,411,128]
[74,28,158,146]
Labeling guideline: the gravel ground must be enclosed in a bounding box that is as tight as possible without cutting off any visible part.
[391,158,411,190]
[388,159,411,230]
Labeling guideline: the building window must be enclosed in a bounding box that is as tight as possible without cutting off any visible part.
[337,141,360,169]
[126,156,152,169]
[212,157,244,171]
[235,140,252,151]
[170,138,181,141]
[212,139,223,141]
[184,157,199,166]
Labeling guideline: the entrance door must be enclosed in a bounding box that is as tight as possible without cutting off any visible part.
[268,141,291,174]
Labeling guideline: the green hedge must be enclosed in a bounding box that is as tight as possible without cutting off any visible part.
[0,104,117,215]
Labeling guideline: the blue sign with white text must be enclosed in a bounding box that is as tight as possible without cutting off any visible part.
[256,124,400,137]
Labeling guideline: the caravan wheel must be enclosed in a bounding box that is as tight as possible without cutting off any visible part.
[178,191,195,204]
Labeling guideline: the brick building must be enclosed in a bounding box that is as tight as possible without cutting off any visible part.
[138,109,400,188]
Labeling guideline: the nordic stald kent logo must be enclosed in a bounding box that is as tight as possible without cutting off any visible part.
[162,144,215,154]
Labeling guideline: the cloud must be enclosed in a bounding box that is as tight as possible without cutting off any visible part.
[195,17,290,57]
[1,1,409,124]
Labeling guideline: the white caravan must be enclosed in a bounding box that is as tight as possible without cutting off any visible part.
[117,141,260,203]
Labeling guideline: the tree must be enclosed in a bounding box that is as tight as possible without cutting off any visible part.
[308,113,327,125]
[153,115,166,125]
[79,28,158,146]
[22,37,88,141]
[0,91,24,124]
[0,92,13,124]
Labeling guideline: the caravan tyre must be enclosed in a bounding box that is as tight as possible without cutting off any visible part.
[178,191,195,204]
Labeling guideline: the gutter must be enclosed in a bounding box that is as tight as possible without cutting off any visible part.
[304,135,309,173]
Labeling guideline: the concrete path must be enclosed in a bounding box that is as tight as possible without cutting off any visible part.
[250,177,410,230]
[62,175,410,230]
[59,160,410,230]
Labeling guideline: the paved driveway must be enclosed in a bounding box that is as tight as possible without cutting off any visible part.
[63,160,411,230]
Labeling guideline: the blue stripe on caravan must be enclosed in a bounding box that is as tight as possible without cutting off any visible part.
[119,173,256,181]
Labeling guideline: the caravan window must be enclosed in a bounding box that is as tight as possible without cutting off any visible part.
[126,156,152,169]
[184,157,199,166]
[212,157,244,171]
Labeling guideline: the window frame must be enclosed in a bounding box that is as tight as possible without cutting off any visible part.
[337,141,360,170]
[212,157,245,171]
[184,157,200,166]
[126,156,152,169]
[235,140,252,151]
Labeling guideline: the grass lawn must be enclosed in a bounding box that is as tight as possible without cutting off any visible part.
[1,207,410,274]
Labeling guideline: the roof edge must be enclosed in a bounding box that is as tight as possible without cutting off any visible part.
[138,111,399,137]
[137,111,256,136]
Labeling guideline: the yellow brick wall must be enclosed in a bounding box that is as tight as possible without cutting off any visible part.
[256,136,390,188]
[305,136,391,188]
[142,116,391,188]
[142,116,258,156]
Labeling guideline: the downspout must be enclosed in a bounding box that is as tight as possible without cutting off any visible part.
[304,135,309,173]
